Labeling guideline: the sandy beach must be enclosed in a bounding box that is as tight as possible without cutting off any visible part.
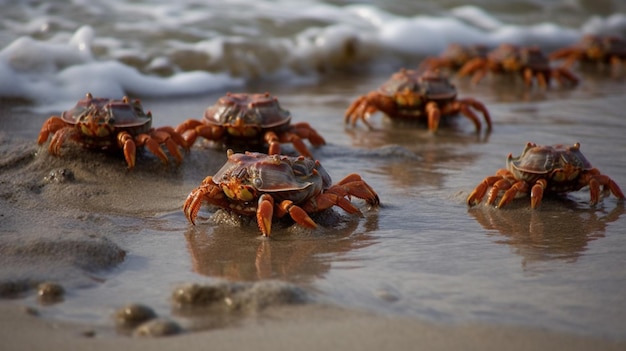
[3,301,626,351]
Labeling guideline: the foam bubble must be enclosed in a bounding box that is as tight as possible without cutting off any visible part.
[0,25,243,111]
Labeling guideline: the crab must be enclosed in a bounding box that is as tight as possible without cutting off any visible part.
[458,44,579,88]
[175,92,326,158]
[466,142,625,209]
[344,68,492,133]
[37,93,187,169]
[549,35,626,69]
[183,150,380,237]
[418,43,489,72]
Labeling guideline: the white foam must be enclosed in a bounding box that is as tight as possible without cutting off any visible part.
[0,25,243,112]
[1,2,623,111]
[581,13,626,36]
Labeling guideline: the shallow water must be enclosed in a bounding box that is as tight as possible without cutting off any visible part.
[1,0,626,342]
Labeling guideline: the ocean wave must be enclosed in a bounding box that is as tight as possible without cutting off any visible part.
[1,3,625,110]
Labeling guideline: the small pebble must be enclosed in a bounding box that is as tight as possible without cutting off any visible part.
[23,306,39,316]
[133,318,182,337]
[44,168,75,184]
[114,303,157,329]
[37,282,65,304]
[81,330,96,338]
[171,283,232,307]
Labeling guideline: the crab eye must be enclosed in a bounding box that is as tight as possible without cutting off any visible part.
[253,177,263,188]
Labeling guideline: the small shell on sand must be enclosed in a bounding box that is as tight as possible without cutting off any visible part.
[114,303,158,329]
[37,282,65,304]
[132,318,182,337]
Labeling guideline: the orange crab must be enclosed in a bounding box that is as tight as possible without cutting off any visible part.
[183,150,380,237]
[37,93,187,169]
[419,43,489,72]
[176,92,325,158]
[458,44,579,88]
[550,35,626,69]
[467,142,625,209]
[344,68,492,133]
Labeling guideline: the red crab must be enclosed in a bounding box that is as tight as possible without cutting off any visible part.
[550,35,626,69]
[458,44,579,87]
[183,150,380,236]
[419,43,489,72]
[344,68,492,133]
[37,93,187,169]
[175,92,326,158]
[467,142,625,209]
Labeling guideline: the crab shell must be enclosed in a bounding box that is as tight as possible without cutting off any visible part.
[378,69,457,106]
[212,151,332,206]
[488,44,551,72]
[202,93,292,138]
[60,94,153,148]
[550,35,626,65]
[507,142,592,192]
[420,43,490,71]
[440,44,489,68]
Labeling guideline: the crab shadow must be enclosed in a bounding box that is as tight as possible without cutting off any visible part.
[183,208,379,284]
[468,198,625,269]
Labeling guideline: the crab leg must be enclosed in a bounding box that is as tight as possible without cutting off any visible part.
[291,122,326,146]
[277,132,312,158]
[528,179,548,209]
[458,58,488,84]
[263,131,282,156]
[277,200,318,228]
[450,98,493,133]
[425,101,441,133]
[486,178,513,206]
[344,96,366,125]
[136,134,169,166]
[552,68,579,87]
[149,129,184,165]
[523,68,548,88]
[497,180,531,208]
[175,119,225,147]
[156,126,189,151]
[581,169,625,205]
[183,176,224,225]
[37,116,66,145]
[48,126,79,156]
[345,93,397,129]
[118,131,138,169]
[467,176,500,207]
[548,49,582,69]
[300,173,379,214]
[467,169,512,207]
[333,173,380,206]
[301,192,360,215]
[257,194,275,236]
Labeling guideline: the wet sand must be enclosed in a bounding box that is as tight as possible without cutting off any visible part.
[3,301,626,351]
[1,92,625,350]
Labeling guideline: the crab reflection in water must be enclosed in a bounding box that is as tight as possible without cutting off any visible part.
[469,202,625,268]
[184,209,378,282]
